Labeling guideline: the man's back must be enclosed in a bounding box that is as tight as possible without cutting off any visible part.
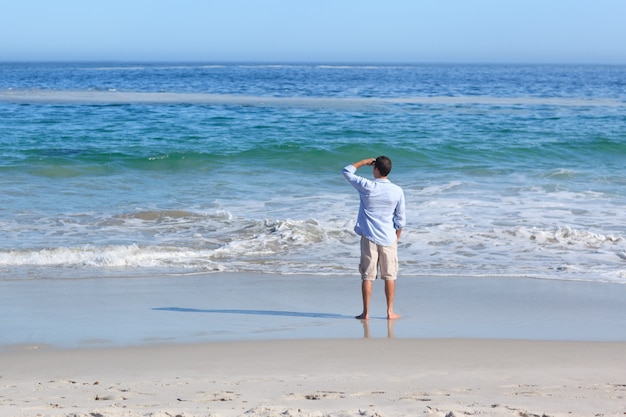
[342,164,405,246]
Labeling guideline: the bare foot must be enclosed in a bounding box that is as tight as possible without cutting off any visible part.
[387,312,401,320]
[355,313,369,320]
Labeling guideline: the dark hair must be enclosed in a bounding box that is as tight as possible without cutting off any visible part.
[374,155,392,176]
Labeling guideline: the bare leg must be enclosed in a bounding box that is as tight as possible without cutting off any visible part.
[385,279,401,320]
[355,280,372,319]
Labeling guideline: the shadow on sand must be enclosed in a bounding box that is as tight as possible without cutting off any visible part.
[153,307,353,319]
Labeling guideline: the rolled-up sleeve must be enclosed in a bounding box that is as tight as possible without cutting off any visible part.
[394,191,406,230]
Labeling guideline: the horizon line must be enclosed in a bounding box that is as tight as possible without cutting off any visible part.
[1,60,625,67]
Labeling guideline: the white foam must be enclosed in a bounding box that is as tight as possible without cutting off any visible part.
[2,180,626,284]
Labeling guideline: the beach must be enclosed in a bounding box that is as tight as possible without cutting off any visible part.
[2,338,626,417]
[2,273,626,416]
[3,274,626,348]
[2,63,626,416]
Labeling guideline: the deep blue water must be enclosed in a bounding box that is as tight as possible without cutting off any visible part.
[1,63,625,282]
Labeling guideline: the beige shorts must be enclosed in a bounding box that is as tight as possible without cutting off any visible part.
[359,236,398,281]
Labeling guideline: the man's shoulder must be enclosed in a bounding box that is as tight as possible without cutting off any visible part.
[388,181,405,197]
[384,179,403,190]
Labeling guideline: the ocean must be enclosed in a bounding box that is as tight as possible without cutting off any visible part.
[1,63,625,283]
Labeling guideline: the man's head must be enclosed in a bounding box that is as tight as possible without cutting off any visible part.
[373,155,392,177]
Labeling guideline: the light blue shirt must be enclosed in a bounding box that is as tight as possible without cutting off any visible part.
[342,164,406,247]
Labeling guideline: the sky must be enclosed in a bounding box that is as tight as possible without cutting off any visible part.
[2,0,625,64]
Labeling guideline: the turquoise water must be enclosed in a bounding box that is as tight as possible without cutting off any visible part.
[1,63,625,282]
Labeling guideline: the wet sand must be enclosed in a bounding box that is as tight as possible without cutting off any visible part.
[2,273,626,416]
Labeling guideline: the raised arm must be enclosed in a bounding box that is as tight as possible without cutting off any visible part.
[350,158,376,170]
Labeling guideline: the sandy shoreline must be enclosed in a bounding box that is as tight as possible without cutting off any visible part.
[3,273,626,416]
[3,273,626,349]
[2,338,626,417]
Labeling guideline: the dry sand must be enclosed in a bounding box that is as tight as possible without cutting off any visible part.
[2,338,626,417]
[3,273,626,416]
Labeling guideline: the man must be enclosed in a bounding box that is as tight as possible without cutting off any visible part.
[342,156,406,320]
